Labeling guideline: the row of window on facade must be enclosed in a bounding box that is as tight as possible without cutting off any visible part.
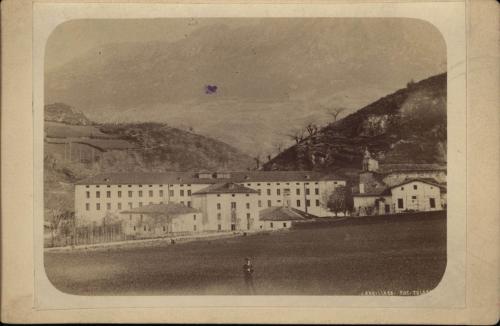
[84,181,331,189]
[85,187,323,199]
[86,200,192,211]
[395,197,437,209]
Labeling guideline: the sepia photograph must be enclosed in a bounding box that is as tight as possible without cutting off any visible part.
[42,17,448,296]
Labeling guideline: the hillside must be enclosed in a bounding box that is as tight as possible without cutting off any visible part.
[44,105,253,217]
[45,19,446,157]
[263,73,447,173]
[45,102,93,125]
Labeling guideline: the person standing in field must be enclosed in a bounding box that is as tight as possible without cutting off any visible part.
[242,257,255,294]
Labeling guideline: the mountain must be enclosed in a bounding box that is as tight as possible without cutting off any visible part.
[262,73,447,173]
[44,104,254,216]
[45,18,446,157]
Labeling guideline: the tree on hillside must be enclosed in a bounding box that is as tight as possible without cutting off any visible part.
[305,123,319,137]
[325,185,354,216]
[327,107,347,122]
[285,127,306,144]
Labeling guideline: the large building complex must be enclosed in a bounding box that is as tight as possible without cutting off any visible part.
[75,171,346,231]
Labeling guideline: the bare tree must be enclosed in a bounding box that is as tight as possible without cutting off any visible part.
[253,154,261,170]
[285,127,306,144]
[327,107,347,122]
[305,123,319,137]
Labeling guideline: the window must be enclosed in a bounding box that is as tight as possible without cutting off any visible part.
[258,200,262,208]
[267,200,272,207]
[187,190,191,196]
[139,185,143,188]
[316,199,320,206]
[193,225,197,231]
[133,226,136,231]
[246,213,250,219]
[159,190,164,197]
[96,203,100,210]
[128,191,132,197]
[398,198,404,208]
[429,198,436,208]
[257,189,262,195]
[283,223,287,227]
[193,215,196,221]
[139,202,143,207]
[118,191,122,198]
[267,189,271,196]
[86,191,90,198]
[296,189,300,195]
[144,226,147,231]
[306,188,310,195]
[106,203,111,210]
[138,191,143,197]
[306,199,311,207]
[231,202,236,209]
[96,191,100,198]
[315,188,319,195]
[180,190,185,197]
[277,189,281,196]
[85,203,90,211]
[246,203,250,209]
[217,213,221,220]
[413,185,418,190]
[296,200,301,207]
[163,226,166,232]
[245,194,249,197]
[218,224,222,231]
[217,203,221,210]
[270,222,274,228]
[401,187,404,190]
[128,202,132,209]
[187,201,192,207]
[411,196,417,200]
[118,203,122,210]
[106,191,111,198]
[181,201,184,205]
[169,190,174,197]
[149,190,153,197]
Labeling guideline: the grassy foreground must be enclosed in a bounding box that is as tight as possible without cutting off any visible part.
[44,211,446,296]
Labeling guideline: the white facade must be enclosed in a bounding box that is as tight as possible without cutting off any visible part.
[259,220,293,231]
[122,211,203,236]
[391,180,442,213]
[74,173,346,223]
[191,192,260,232]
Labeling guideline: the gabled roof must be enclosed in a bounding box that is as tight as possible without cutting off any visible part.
[192,183,258,195]
[352,187,391,197]
[120,202,200,215]
[389,178,446,190]
[259,206,317,221]
[377,163,446,174]
[75,170,344,186]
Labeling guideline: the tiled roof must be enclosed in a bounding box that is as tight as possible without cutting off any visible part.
[352,187,391,197]
[389,178,446,190]
[259,206,317,221]
[76,170,344,185]
[192,183,258,195]
[120,202,200,215]
[377,163,446,174]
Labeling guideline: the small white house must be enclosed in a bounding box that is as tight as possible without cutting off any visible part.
[390,178,444,213]
[258,206,315,231]
[120,202,202,237]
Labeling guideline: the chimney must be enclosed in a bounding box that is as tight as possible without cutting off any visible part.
[359,183,365,194]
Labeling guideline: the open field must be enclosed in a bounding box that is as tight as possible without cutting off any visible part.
[44,211,446,296]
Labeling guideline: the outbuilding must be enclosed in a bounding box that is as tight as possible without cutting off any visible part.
[258,206,316,230]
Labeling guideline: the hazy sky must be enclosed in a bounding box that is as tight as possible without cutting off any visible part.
[45,18,447,156]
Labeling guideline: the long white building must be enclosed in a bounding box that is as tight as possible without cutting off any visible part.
[74,171,346,225]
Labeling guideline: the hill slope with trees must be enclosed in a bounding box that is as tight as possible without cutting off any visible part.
[263,73,447,173]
